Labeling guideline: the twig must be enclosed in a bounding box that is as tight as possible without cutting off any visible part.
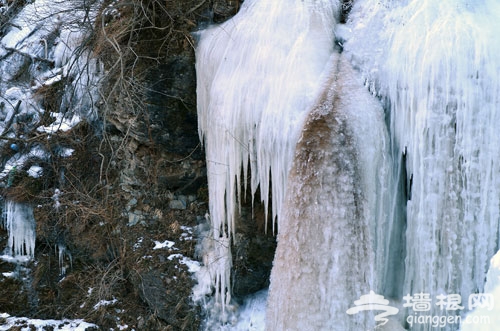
[165,143,200,164]
[0,132,49,143]
[186,0,207,15]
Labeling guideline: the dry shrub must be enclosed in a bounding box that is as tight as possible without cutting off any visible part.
[2,176,43,202]
[92,0,205,77]
[32,79,66,120]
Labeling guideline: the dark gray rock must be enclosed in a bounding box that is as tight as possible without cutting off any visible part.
[144,57,201,159]
[231,203,277,299]
[213,0,242,23]
[134,271,169,321]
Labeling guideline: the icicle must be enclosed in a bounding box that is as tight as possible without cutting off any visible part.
[2,200,36,259]
[52,188,62,209]
[57,243,72,276]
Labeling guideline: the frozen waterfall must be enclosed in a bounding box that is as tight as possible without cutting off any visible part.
[195,0,340,319]
[196,0,500,329]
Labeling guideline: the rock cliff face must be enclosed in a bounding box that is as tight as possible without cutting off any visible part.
[0,0,275,330]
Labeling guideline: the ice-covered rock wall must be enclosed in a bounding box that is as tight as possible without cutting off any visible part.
[0,0,102,182]
[0,0,102,262]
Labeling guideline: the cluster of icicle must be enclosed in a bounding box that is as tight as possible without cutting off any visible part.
[196,0,340,318]
[2,200,36,259]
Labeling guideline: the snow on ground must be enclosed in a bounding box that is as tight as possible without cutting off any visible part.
[27,165,43,178]
[168,253,201,273]
[0,313,97,331]
[153,239,176,250]
[93,298,118,310]
[36,113,82,134]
